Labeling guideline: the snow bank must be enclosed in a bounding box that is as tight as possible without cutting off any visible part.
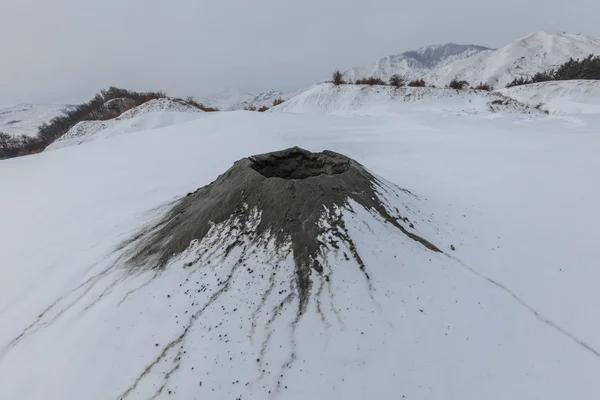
[271,83,541,116]
[47,98,204,150]
[47,112,205,151]
[119,98,202,119]
[499,80,600,114]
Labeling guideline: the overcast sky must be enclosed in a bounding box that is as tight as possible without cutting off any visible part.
[1,0,598,106]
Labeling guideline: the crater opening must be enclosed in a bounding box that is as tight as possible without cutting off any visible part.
[249,147,350,180]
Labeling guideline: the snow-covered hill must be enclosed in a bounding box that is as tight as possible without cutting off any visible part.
[228,89,284,110]
[343,43,491,82]
[272,83,543,116]
[119,98,202,118]
[196,88,254,111]
[226,87,313,111]
[426,31,600,88]
[47,98,204,150]
[1,109,600,399]
[197,88,303,111]
[0,103,73,136]
[499,80,600,114]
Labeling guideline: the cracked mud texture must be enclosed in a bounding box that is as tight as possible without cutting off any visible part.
[129,146,440,314]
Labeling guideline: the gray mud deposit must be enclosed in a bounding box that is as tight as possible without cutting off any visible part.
[129,147,439,313]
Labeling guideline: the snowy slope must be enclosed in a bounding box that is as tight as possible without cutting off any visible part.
[118,98,202,118]
[1,110,599,399]
[47,98,204,150]
[343,43,491,82]
[0,103,73,136]
[499,80,600,114]
[425,31,600,88]
[272,83,543,116]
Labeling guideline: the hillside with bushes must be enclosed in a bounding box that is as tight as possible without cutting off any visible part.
[505,54,600,87]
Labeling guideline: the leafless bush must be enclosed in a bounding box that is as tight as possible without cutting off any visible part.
[332,70,346,85]
[355,76,387,85]
[407,79,426,87]
[389,74,404,87]
[474,82,493,91]
[448,78,469,90]
[185,96,219,112]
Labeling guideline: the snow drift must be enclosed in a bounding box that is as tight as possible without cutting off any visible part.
[47,98,204,150]
[271,83,543,116]
[499,80,600,114]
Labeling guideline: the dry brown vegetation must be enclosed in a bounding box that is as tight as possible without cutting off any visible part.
[407,79,426,87]
[184,97,220,112]
[355,76,387,85]
[448,78,470,90]
[1,87,166,159]
[474,82,493,91]
[332,70,346,85]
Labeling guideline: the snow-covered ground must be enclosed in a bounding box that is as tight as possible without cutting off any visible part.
[1,108,599,399]
[272,83,543,116]
[0,103,72,136]
[425,31,600,88]
[499,80,600,114]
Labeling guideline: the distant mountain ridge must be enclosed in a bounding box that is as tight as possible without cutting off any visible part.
[425,31,600,88]
[343,43,492,82]
[196,88,254,111]
[228,89,284,110]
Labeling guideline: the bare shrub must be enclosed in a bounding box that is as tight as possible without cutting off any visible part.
[332,70,346,85]
[389,74,404,87]
[448,78,469,90]
[355,76,387,85]
[185,96,219,112]
[407,79,426,87]
[474,82,493,91]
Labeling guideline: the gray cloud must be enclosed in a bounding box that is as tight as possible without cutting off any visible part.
[1,0,599,105]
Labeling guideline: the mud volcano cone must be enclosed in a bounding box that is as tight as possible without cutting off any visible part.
[130,147,439,314]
